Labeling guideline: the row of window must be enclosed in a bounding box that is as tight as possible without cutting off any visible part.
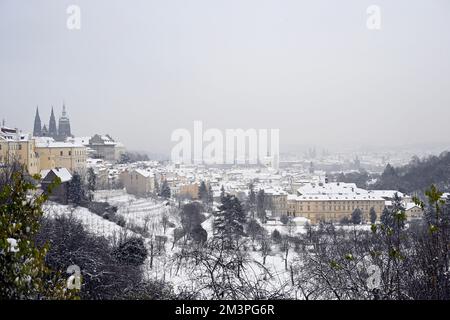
[287,205,382,214]
[0,143,23,150]
[290,205,372,211]
[0,155,22,161]
[58,150,85,156]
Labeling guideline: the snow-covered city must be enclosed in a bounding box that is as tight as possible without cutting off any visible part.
[2,1,450,316]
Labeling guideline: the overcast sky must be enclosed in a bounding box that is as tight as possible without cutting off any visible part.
[1,0,450,154]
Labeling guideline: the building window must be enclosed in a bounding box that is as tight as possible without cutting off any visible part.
[69,151,72,156]
[60,151,63,156]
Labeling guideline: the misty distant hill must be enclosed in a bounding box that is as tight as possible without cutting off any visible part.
[374,151,450,194]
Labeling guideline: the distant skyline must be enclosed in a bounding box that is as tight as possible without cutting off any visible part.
[1,0,450,155]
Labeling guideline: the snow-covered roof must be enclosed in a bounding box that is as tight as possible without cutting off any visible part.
[133,168,154,178]
[91,134,117,145]
[258,186,288,196]
[35,140,85,148]
[0,126,30,141]
[297,182,367,197]
[40,168,72,183]
[66,136,91,146]
[367,190,405,199]
[287,194,384,201]
[405,202,421,211]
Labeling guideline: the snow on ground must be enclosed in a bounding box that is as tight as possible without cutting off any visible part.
[336,224,373,231]
[43,202,137,241]
[92,190,187,287]
[264,220,308,236]
[93,189,136,205]
[44,189,373,298]
[94,189,175,235]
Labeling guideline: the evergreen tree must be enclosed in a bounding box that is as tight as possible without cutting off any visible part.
[87,167,96,201]
[256,189,267,223]
[248,182,256,218]
[381,193,406,231]
[113,237,148,266]
[380,207,390,227]
[207,185,214,206]
[220,185,226,203]
[380,192,406,299]
[246,219,264,242]
[213,194,246,248]
[271,229,282,243]
[369,207,377,224]
[0,164,73,299]
[413,185,450,299]
[68,172,85,206]
[160,180,171,199]
[198,181,208,203]
[180,202,205,237]
[351,208,363,225]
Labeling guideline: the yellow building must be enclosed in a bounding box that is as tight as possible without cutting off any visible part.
[0,127,40,175]
[178,183,199,200]
[120,168,155,196]
[286,194,385,224]
[35,139,87,174]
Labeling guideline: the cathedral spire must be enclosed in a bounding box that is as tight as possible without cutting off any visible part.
[58,102,71,141]
[62,101,67,117]
[33,106,42,136]
[48,106,58,138]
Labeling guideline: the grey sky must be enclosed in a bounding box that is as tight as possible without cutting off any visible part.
[1,0,450,154]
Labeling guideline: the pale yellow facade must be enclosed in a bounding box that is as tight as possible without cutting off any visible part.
[178,183,199,200]
[0,138,40,175]
[286,197,385,224]
[35,144,87,174]
[1,127,87,177]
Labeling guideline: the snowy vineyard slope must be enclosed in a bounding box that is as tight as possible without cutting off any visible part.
[42,190,304,298]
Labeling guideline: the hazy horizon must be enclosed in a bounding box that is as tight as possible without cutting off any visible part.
[1,0,450,155]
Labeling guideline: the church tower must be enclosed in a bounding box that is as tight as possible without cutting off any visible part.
[57,103,72,141]
[33,106,42,136]
[42,124,48,137]
[48,106,58,139]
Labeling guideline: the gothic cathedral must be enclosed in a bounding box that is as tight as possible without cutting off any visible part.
[33,104,72,141]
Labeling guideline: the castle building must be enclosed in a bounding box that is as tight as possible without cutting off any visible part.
[88,134,125,162]
[285,182,385,224]
[0,126,40,175]
[33,104,73,141]
[35,138,87,174]
[286,193,385,224]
